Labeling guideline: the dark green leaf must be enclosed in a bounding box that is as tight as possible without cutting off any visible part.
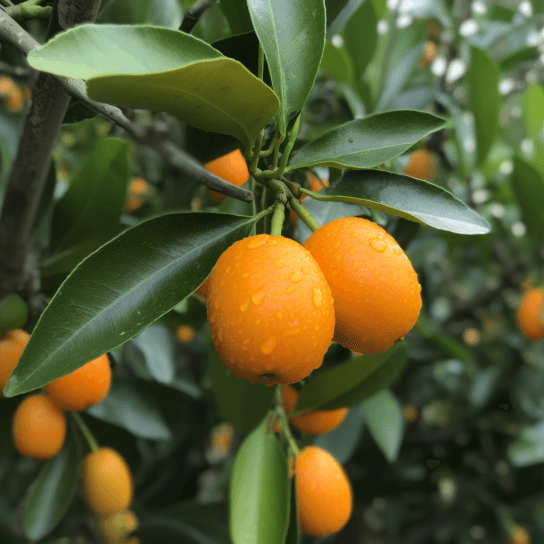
[62,99,97,124]
[292,342,407,415]
[468,47,500,165]
[230,419,289,544]
[51,137,129,253]
[23,431,82,540]
[523,83,544,138]
[362,389,405,462]
[32,162,56,232]
[131,323,175,384]
[87,379,172,440]
[98,0,182,27]
[284,478,300,544]
[219,0,253,34]
[307,169,490,235]
[320,41,355,86]
[135,517,230,544]
[499,46,539,72]
[27,25,278,148]
[246,0,326,135]
[207,342,275,434]
[5,213,257,397]
[511,157,544,243]
[287,110,445,171]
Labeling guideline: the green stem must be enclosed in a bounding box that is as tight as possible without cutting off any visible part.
[270,202,285,236]
[260,127,280,157]
[289,195,320,232]
[253,202,275,224]
[72,412,99,453]
[276,385,299,456]
[249,130,264,173]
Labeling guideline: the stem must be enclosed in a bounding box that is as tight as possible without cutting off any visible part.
[253,203,275,224]
[260,126,280,157]
[289,196,320,232]
[72,412,99,453]
[270,202,285,236]
[249,130,264,173]
[179,0,216,33]
[276,386,299,456]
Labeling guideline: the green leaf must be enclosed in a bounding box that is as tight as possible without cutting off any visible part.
[23,432,82,540]
[135,517,230,544]
[27,25,279,148]
[511,157,544,243]
[219,0,253,34]
[230,419,289,544]
[326,0,365,35]
[207,341,275,435]
[87,379,172,440]
[131,323,175,384]
[292,342,407,415]
[98,0,183,28]
[0,294,28,336]
[246,0,326,135]
[287,110,446,171]
[284,479,300,544]
[4,213,257,397]
[320,41,354,87]
[523,83,544,138]
[508,419,544,467]
[307,169,490,235]
[468,47,500,166]
[51,137,129,253]
[362,389,405,462]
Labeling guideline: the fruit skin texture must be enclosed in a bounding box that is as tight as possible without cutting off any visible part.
[516,288,544,340]
[304,217,422,354]
[46,353,111,411]
[295,446,352,536]
[98,510,140,544]
[0,329,30,396]
[205,149,249,204]
[82,447,133,518]
[282,384,348,434]
[12,394,66,459]
[207,234,335,385]
[403,149,438,182]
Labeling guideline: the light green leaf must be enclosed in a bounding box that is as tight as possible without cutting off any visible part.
[320,41,354,86]
[230,419,289,544]
[131,323,175,384]
[246,0,326,135]
[27,25,279,148]
[523,83,544,138]
[287,110,445,171]
[362,389,405,462]
[219,0,253,34]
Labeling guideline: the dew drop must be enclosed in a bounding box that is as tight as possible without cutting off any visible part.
[242,272,249,278]
[276,289,282,296]
[374,270,380,276]
[349,247,357,255]
[336,254,343,261]
[290,272,303,283]
[286,285,295,294]
[226,267,231,273]
[315,324,320,331]
[352,261,360,269]
[393,246,402,256]
[240,299,250,312]
[285,325,301,336]
[252,290,265,305]
[370,237,388,253]
[262,253,271,260]
[260,336,276,354]
[313,288,323,307]
[302,267,310,274]
[349,231,358,238]
[248,236,268,249]
[275,258,285,269]
[279,275,287,281]
[277,311,283,319]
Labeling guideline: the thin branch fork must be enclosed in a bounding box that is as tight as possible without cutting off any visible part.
[179,0,216,33]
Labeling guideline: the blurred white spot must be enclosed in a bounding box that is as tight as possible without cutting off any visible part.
[431,56,447,76]
[510,105,522,118]
[462,112,475,124]
[460,19,479,37]
[331,34,344,47]
[396,13,413,28]
[471,172,485,189]
[471,1,487,14]
[439,477,457,503]
[387,0,400,9]
[446,59,466,83]
[399,0,429,11]
[511,221,526,237]
[469,526,487,540]
[120,331,126,335]
[540,53,544,66]
[527,30,540,47]
[499,160,514,175]
[490,203,506,218]
[464,139,476,152]
[377,19,389,34]
[472,189,490,204]
[499,78,515,95]
[518,0,533,17]
[520,138,534,155]
[526,70,538,83]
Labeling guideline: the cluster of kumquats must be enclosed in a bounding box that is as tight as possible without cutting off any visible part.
[0,331,140,544]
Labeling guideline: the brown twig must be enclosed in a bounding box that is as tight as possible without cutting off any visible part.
[179,0,216,33]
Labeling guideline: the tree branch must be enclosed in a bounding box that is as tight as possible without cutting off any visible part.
[179,0,216,33]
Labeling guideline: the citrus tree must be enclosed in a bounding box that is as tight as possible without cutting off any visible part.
[0,0,544,543]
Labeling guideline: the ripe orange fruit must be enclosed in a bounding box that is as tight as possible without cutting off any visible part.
[207,234,335,385]
[82,447,133,518]
[98,510,141,544]
[12,394,66,459]
[281,384,348,434]
[516,288,544,341]
[46,354,111,411]
[290,175,329,227]
[403,404,418,423]
[403,149,438,182]
[175,325,195,344]
[195,276,210,298]
[304,217,422,354]
[0,76,24,112]
[295,446,352,536]
[510,526,531,544]
[420,41,437,66]
[0,329,30,396]
[205,149,249,204]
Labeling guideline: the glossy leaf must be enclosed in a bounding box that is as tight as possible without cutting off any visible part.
[51,137,128,253]
[4,213,257,397]
[307,169,490,235]
[362,389,405,462]
[230,419,289,544]
[87,379,172,440]
[207,342,275,435]
[523,83,544,138]
[468,47,500,165]
[219,0,253,34]
[246,0,326,135]
[131,323,175,384]
[292,342,407,415]
[327,0,365,35]
[23,432,82,540]
[27,25,279,148]
[320,41,354,86]
[287,110,445,171]
[511,157,544,243]
[98,0,183,27]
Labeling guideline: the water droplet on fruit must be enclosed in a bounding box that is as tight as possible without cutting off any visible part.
[315,324,320,331]
[370,237,387,252]
[374,270,380,276]
[285,323,301,336]
[276,289,282,296]
[260,336,276,354]
[290,272,303,283]
[393,246,402,256]
[226,267,231,273]
[352,261,360,269]
[313,288,323,307]
[279,275,287,280]
[252,290,265,305]
[240,299,250,312]
[248,236,268,249]
[349,231,358,238]
[242,272,249,278]
[302,267,310,274]
[336,254,343,261]
[277,311,283,319]
[285,285,295,294]
[349,247,357,255]
[275,258,285,269]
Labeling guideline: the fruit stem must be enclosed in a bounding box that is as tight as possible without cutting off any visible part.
[260,126,280,158]
[289,195,320,232]
[249,130,264,173]
[270,202,285,236]
[253,202,276,224]
[72,412,99,453]
[275,385,300,456]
